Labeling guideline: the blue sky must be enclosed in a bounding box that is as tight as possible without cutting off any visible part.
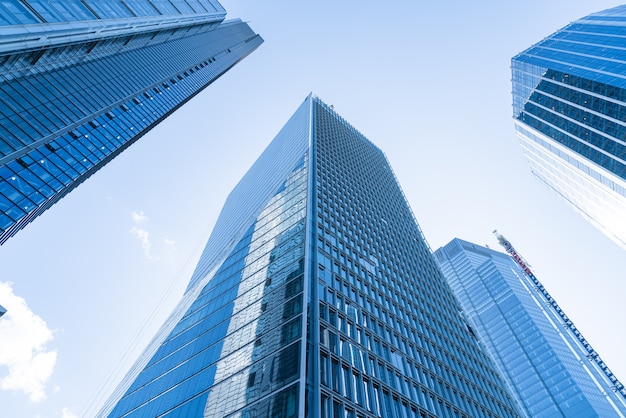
[1,1,625,416]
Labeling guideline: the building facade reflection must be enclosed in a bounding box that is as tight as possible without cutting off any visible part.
[99,95,521,417]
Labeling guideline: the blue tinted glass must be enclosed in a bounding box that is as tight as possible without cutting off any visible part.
[80,0,134,19]
[0,19,262,242]
[511,5,626,250]
[122,0,160,16]
[26,0,95,22]
[99,97,522,418]
[0,1,39,25]
[436,239,626,417]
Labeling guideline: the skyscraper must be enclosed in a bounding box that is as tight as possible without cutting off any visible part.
[435,237,626,417]
[511,5,626,250]
[0,0,262,244]
[97,95,521,417]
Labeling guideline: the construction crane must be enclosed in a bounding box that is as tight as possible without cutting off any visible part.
[493,230,626,400]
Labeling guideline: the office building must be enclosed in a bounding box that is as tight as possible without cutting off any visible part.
[435,237,626,417]
[511,5,626,250]
[98,95,521,417]
[0,0,262,244]
[0,303,5,318]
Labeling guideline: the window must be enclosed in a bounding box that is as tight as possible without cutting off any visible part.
[270,385,298,418]
[0,1,39,25]
[28,0,95,22]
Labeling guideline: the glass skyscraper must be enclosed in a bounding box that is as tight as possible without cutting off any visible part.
[435,238,626,418]
[97,95,521,417]
[0,0,262,244]
[511,5,626,250]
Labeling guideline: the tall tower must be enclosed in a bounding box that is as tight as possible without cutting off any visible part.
[98,95,521,417]
[435,237,626,417]
[511,5,626,250]
[0,0,262,244]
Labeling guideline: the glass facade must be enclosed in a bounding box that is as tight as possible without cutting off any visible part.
[435,238,626,418]
[99,95,522,417]
[0,0,262,244]
[511,5,626,250]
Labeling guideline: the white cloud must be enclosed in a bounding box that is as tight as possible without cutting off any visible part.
[0,282,57,403]
[61,407,79,418]
[129,211,159,260]
[131,210,149,224]
[163,238,175,246]
[130,226,158,260]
